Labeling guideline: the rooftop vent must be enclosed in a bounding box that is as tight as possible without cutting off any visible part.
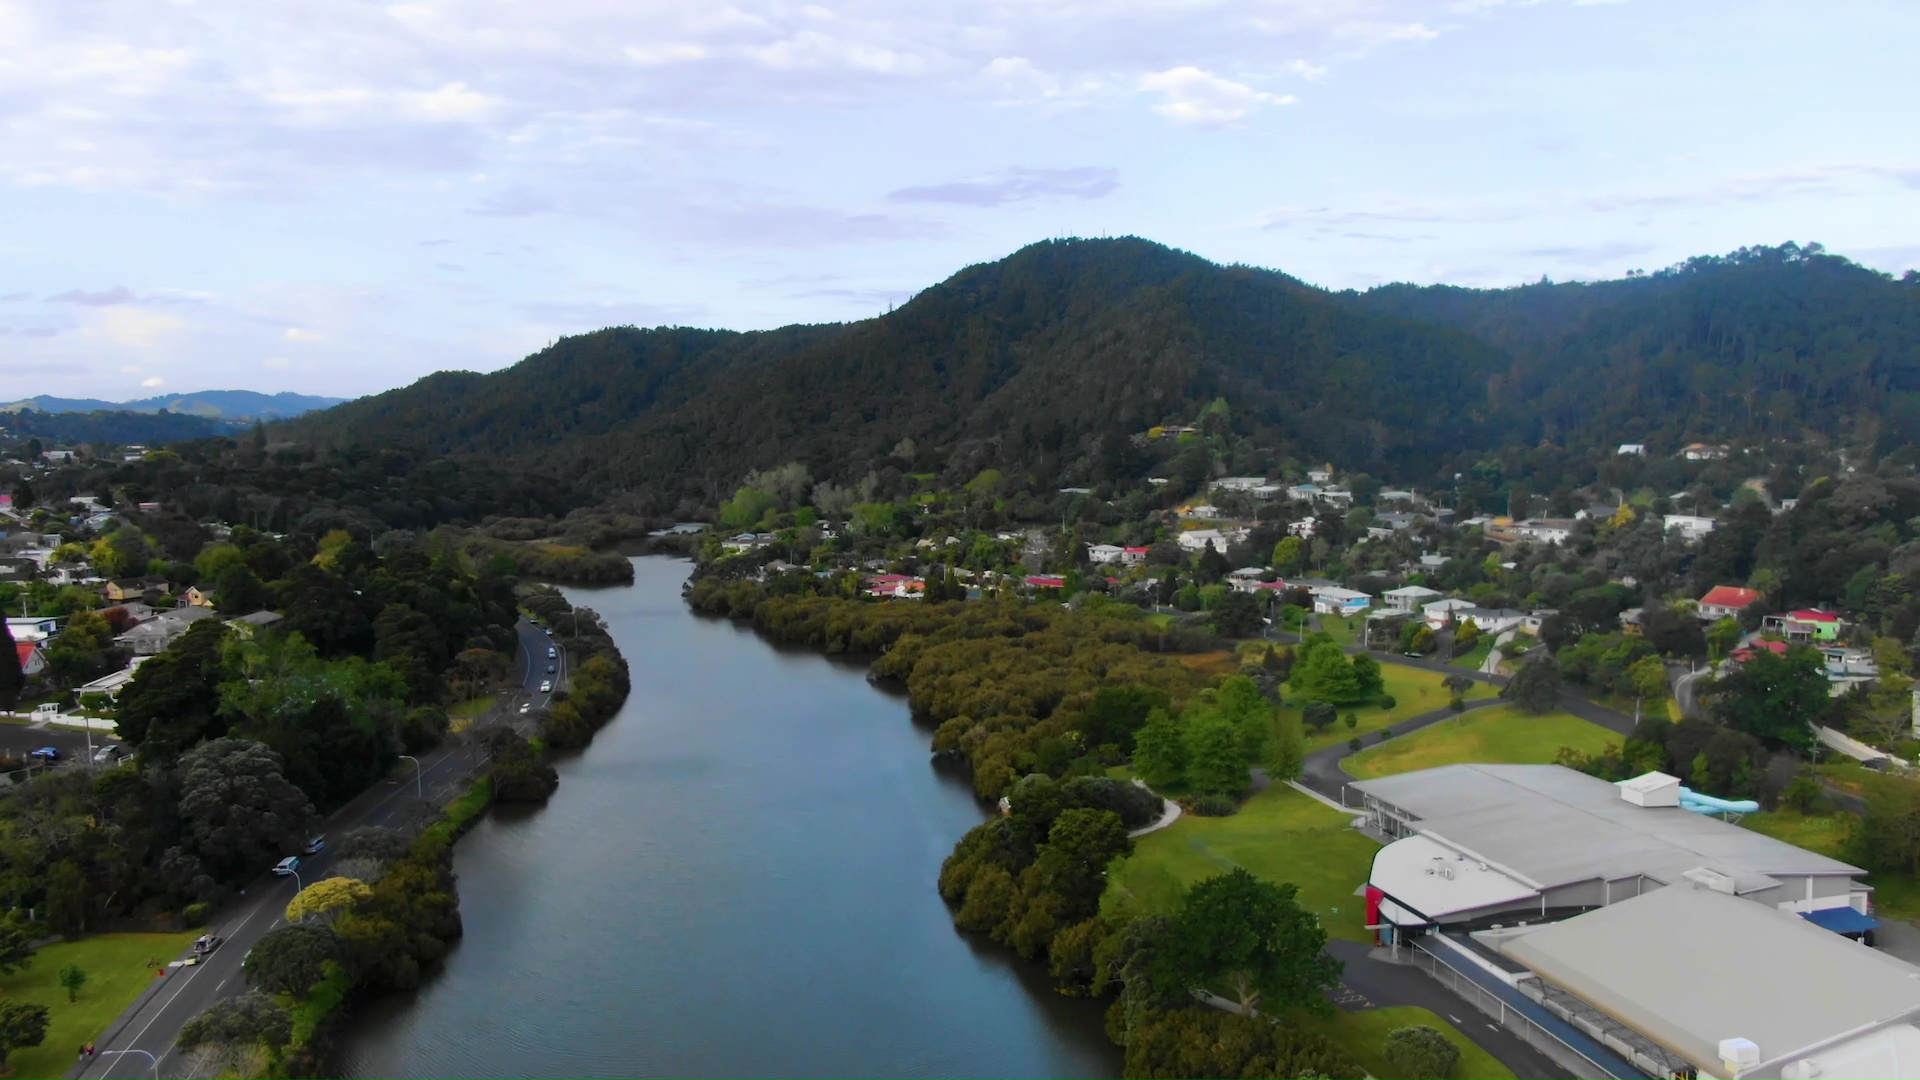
[1720,1037,1760,1075]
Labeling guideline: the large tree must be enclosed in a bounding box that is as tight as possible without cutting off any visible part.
[1501,655,1563,714]
[0,1000,49,1073]
[116,619,232,763]
[243,924,348,997]
[1707,645,1829,751]
[1155,868,1341,1017]
[176,738,315,885]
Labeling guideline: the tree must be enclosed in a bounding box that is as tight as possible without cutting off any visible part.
[1155,868,1341,1017]
[115,618,231,763]
[1862,774,1920,875]
[177,738,315,885]
[213,563,273,615]
[46,860,89,935]
[1628,655,1670,701]
[1268,710,1306,782]
[1302,700,1337,733]
[1290,635,1365,702]
[1132,709,1188,788]
[1210,590,1262,638]
[58,961,87,1002]
[1502,656,1562,714]
[1079,685,1171,753]
[1272,535,1305,573]
[1440,673,1476,698]
[286,877,373,925]
[1706,645,1828,751]
[0,1000,49,1072]
[243,924,348,997]
[1186,713,1249,796]
[0,618,21,713]
[1384,1025,1460,1080]
[0,916,37,974]
[179,990,291,1074]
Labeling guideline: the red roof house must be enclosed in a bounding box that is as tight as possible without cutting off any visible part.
[1025,576,1067,589]
[1698,586,1763,620]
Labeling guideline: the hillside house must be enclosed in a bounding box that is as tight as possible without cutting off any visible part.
[13,641,45,677]
[1180,504,1221,520]
[1311,586,1372,616]
[1176,529,1228,553]
[1287,518,1317,538]
[1698,585,1762,622]
[1119,546,1149,566]
[1513,518,1576,545]
[1761,609,1843,643]
[1422,597,1478,629]
[1616,443,1647,456]
[6,616,61,642]
[1381,585,1443,613]
[104,576,169,603]
[114,606,217,655]
[1681,442,1731,461]
[1087,544,1126,564]
[225,610,286,639]
[1663,514,1717,542]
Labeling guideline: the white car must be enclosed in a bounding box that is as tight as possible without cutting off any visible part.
[547,646,557,659]
[519,702,531,714]
[539,680,552,693]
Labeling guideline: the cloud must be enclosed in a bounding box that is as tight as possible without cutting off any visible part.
[90,308,186,348]
[1521,241,1656,261]
[48,286,136,305]
[284,327,322,342]
[0,292,29,303]
[887,166,1119,207]
[262,356,292,369]
[1139,67,1293,128]
[140,376,164,387]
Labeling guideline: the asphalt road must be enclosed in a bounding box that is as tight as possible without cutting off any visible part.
[0,721,104,764]
[76,619,553,1080]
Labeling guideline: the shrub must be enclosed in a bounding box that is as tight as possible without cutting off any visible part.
[1377,727,1393,742]
[1348,738,1362,753]
[1378,694,1396,710]
[182,901,212,928]
[1384,1025,1459,1079]
[1189,794,1239,817]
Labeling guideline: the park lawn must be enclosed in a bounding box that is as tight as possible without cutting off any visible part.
[1320,617,1363,648]
[1286,1004,1516,1080]
[1300,664,1497,753]
[0,931,201,1079]
[1145,611,1175,628]
[1102,784,1377,942]
[449,696,495,718]
[1742,810,1857,859]
[1817,761,1880,798]
[1449,637,1493,670]
[1341,706,1617,780]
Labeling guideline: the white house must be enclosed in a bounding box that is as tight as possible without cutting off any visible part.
[1311,586,1372,616]
[1381,585,1444,613]
[1287,517,1317,538]
[1176,529,1228,553]
[1663,514,1717,542]
[1087,544,1126,564]
[1616,443,1647,456]
[1422,597,1478,629]
[1513,518,1576,545]
[1457,606,1526,635]
[6,616,61,643]
[1181,504,1222,520]
[1214,477,1270,493]
[1307,468,1333,483]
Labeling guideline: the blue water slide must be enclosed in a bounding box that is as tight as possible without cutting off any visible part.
[1678,786,1761,814]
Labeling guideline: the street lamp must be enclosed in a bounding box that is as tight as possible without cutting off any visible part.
[284,867,304,894]
[398,754,423,801]
[96,1048,159,1078]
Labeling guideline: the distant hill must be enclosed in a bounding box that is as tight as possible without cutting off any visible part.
[280,238,1920,507]
[4,390,348,421]
[0,408,236,447]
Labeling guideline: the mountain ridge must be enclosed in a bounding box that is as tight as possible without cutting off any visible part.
[6,389,348,421]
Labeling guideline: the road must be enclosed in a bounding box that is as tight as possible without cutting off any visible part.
[76,619,553,1080]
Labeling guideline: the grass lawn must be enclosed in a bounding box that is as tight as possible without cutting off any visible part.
[1288,1004,1516,1080]
[1817,761,1880,798]
[1449,637,1493,670]
[1102,784,1377,942]
[1341,706,1617,780]
[1145,611,1175,628]
[1300,664,1497,753]
[449,696,495,718]
[1321,617,1363,648]
[0,931,201,1079]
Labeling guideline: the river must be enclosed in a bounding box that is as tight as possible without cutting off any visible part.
[337,556,1121,1078]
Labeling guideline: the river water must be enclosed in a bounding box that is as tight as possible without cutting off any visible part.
[337,556,1120,1078]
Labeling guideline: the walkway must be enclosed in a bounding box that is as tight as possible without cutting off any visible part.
[1126,778,1184,838]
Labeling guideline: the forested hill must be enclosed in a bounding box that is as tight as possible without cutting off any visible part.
[281,238,1920,506]
[6,389,345,420]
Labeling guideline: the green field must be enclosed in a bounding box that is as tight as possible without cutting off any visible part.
[0,931,201,1079]
[1341,706,1617,780]
[1321,616,1364,648]
[1102,784,1377,942]
[1300,663,1498,753]
[1450,637,1494,670]
[1290,1004,1517,1080]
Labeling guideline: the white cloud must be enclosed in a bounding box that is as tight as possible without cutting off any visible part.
[262,356,293,369]
[1139,67,1292,127]
[140,376,164,387]
[284,327,323,342]
[90,308,186,348]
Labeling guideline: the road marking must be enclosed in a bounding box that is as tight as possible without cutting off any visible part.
[1449,1014,1463,1023]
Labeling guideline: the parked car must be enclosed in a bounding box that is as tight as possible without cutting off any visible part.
[191,934,223,957]
[547,646,557,658]
[273,856,301,876]
[93,744,124,763]
[29,747,59,761]
[546,664,556,674]
[302,835,327,855]
[543,627,553,636]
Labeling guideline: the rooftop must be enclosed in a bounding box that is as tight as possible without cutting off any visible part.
[1354,764,1862,895]
[1500,885,1920,1076]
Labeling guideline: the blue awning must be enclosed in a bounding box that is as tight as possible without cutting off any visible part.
[1800,906,1879,935]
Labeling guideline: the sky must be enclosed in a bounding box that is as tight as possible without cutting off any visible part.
[1,0,1916,403]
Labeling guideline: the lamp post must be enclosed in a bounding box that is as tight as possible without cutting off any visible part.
[96,1048,159,1078]
[284,867,304,894]
[399,754,423,801]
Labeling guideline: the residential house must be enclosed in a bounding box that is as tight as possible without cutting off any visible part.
[13,640,45,678]
[1119,546,1150,566]
[1373,512,1422,534]
[1057,487,1092,496]
[1681,442,1730,461]
[721,532,775,552]
[69,495,104,511]
[182,585,216,608]
[1821,646,1879,694]
[1377,490,1416,504]
[1287,518,1317,538]
[1176,529,1228,553]
[1087,544,1126,564]
[1286,484,1321,501]
[1697,585,1762,623]
[1662,514,1717,542]
[225,610,286,639]
[1307,467,1333,484]
[1619,607,1645,635]
[1311,586,1372,616]
[1522,609,1557,634]
[1421,597,1478,629]
[113,606,217,655]
[1776,498,1800,514]
[1616,443,1647,456]
[1513,518,1577,545]
[104,575,169,603]
[1762,609,1843,643]
[41,449,76,463]
[1226,567,1268,593]
[863,574,923,599]
[1731,639,1789,664]
[1214,477,1270,493]
[1416,552,1448,571]
[5,616,61,642]
[1575,504,1625,522]
[48,563,101,587]
[1381,585,1443,613]
[1458,607,1526,635]
[1317,487,1354,505]
[1025,575,1067,591]
[1180,504,1221,520]
[0,556,31,579]
[73,657,151,701]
